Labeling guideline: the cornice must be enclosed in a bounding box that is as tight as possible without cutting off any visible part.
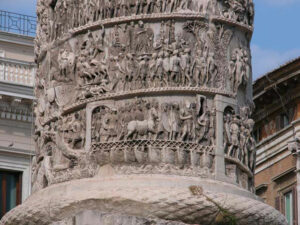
[0,82,34,99]
[0,31,34,47]
[63,86,233,115]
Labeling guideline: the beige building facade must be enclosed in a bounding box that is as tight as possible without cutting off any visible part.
[0,13,35,218]
[254,57,300,225]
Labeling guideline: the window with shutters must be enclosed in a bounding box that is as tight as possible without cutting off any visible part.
[0,170,22,219]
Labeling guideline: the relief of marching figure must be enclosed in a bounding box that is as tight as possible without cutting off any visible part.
[91,96,215,145]
[48,18,246,102]
[89,96,215,178]
[224,106,256,172]
[35,0,254,43]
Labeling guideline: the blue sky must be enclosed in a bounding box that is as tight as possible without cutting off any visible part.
[0,0,300,79]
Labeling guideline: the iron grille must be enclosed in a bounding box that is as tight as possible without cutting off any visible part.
[0,10,36,36]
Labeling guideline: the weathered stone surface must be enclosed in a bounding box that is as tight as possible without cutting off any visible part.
[51,211,188,225]
[0,0,287,224]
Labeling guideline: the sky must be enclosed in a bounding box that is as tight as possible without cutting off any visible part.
[0,0,300,80]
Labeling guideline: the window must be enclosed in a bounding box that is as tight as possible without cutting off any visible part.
[285,192,293,225]
[0,170,22,219]
[0,50,4,57]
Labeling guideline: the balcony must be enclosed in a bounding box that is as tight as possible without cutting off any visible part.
[0,57,35,87]
[0,10,36,37]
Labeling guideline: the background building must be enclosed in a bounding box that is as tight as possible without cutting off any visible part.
[0,10,36,218]
[254,57,300,225]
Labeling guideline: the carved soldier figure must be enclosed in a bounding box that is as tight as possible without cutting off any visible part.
[135,21,149,53]
[137,56,149,89]
[156,103,171,140]
[155,51,166,87]
[207,51,218,87]
[181,48,192,86]
[136,0,147,14]
[239,124,247,162]
[124,53,135,90]
[198,0,209,14]
[169,103,180,140]
[146,0,156,13]
[70,113,85,149]
[180,101,194,141]
[197,110,210,142]
[149,53,158,87]
[170,50,181,85]
[92,25,105,59]
[247,0,254,25]
[156,0,163,12]
[114,0,121,17]
[120,0,129,16]
[168,0,177,13]
[192,51,205,86]
[163,52,171,85]
[227,116,240,158]
[179,0,192,10]
[208,107,216,145]
[109,108,118,141]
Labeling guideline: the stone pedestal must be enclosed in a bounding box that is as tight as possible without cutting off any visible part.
[1,0,287,224]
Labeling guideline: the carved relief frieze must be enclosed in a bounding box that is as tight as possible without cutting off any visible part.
[224,106,256,172]
[32,0,256,193]
[34,19,246,107]
[35,0,254,45]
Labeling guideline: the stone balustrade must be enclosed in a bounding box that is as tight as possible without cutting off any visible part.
[0,57,35,86]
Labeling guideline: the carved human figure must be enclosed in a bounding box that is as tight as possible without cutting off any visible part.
[179,0,192,10]
[180,101,194,141]
[170,50,181,85]
[197,110,210,142]
[92,25,105,59]
[156,103,171,140]
[208,107,216,145]
[149,53,158,87]
[124,53,135,91]
[239,124,247,162]
[224,112,233,151]
[136,0,147,14]
[198,0,209,14]
[207,51,218,87]
[163,52,171,85]
[135,21,151,53]
[156,0,163,12]
[136,56,149,89]
[169,103,180,140]
[192,51,206,86]
[180,48,192,86]
[155,51,166,87]
[227,116,240,158]
[247,0,254,25]
[70,113,85,149]
[146,0,156,13]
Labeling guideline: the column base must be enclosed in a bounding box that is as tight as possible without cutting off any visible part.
[1,174,287,225]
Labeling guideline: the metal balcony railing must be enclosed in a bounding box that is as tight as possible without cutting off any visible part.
[0,57,35,86]
[0,10,36,36]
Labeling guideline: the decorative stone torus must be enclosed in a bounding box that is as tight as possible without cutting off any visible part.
[1,0,287,224]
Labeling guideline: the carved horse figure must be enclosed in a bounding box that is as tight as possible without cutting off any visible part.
[127,106,158,140]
